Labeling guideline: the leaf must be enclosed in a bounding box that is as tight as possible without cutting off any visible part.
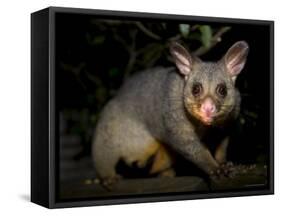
[109,68,119,77]
[199,25,212,48]
[93,35,105,45]
[188,32,201,41]
[161,22,167,29]
[90,114,98,124]
[86,33,105,45]
[141,44,164,66]
[179,24,190,38]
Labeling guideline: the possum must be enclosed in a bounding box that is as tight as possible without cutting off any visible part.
[92,41,249,188]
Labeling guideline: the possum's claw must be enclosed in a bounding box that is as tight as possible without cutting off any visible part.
[210,161,236,180]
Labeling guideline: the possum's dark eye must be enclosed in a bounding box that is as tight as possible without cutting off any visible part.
[192,82,203,97]
[216,83,227,98]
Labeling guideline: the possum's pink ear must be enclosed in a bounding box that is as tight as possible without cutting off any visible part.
[170,42,193,76]
[224,41,249,81]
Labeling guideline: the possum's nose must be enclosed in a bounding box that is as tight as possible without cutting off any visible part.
[201,98,216,117]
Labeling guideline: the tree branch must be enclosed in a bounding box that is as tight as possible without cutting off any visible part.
[193,26,231,56]
[135,22,162,40]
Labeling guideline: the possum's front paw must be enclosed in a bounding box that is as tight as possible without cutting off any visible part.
[101,175,122,191]
[210,162,235,180]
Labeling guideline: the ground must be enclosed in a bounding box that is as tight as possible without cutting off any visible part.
[59,134,268,200]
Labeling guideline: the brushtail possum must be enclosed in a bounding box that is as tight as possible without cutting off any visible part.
[92,41,249,188]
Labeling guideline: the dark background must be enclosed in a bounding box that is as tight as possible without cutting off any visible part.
[55,12,271,189]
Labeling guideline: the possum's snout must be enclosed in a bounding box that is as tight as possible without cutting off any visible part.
[200,97,216,117]
[191,97,217,125]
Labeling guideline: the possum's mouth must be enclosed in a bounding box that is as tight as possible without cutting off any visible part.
[189,108,216,125]
[200,115,214,125]
[198,113,215,125]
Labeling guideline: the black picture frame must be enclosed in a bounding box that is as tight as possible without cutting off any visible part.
[31,6,274,209]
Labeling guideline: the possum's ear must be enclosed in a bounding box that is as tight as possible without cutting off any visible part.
[223,41,249,81]
[170,42,193,76]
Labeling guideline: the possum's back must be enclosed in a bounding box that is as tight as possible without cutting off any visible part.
[117,67,173,98]
[113,66,175,135]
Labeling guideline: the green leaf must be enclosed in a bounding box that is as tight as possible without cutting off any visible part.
[93,35,105,45]
[179,24,190,38]
[90,114,98,124]
[86,33,105,45]
[199,25,212,48]
[109,68,119,77]
[141,44,164,66]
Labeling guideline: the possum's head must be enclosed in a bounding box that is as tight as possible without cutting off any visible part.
[170,41,249,125]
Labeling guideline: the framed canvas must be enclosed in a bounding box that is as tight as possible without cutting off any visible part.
[31,6,274,208]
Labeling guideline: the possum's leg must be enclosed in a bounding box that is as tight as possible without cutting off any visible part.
[164,115,235,178]
[92,101,125,189]
[158,168,176,177]
[166,132,219,175]
[215,137,229,164]
[92,100,163,189]
[213,137,236,179]
[149,144,175,177]
[93,135,121,189]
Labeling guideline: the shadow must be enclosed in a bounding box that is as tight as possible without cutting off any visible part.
[19,194,30,202]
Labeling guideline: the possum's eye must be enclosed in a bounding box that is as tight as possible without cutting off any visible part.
[192,82,203,97]
[216,83,227,98]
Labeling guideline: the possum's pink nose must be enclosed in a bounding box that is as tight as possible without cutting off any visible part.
[200,98,216,117]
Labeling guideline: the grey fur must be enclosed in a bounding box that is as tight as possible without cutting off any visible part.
[92,41,248,184]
